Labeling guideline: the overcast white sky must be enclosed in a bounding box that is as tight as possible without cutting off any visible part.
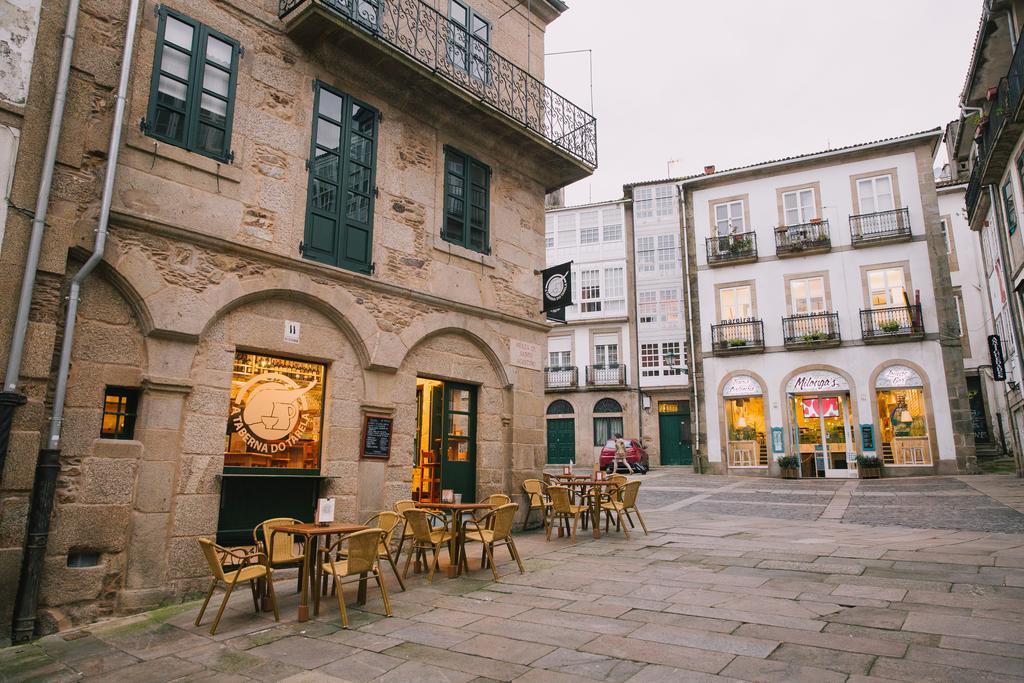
[542,0,982,206]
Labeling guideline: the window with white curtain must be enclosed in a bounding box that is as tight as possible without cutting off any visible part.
[713,200,744,235]
[867,268,905,308]
[720,285,752,320]
[789,276,826,314]
[857,175,895,214]
[783,188,816,225]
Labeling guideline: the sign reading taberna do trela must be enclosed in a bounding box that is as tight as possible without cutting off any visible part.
[542,262,572,323]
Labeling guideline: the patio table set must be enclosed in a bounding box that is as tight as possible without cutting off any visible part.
[523,470,649,543]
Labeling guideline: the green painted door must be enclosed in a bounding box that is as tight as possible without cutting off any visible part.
[659,404,693,466]
[546,418,575,464]
[441,383,476,503]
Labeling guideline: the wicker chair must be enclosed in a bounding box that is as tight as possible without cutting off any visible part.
[393,499,417,563]
[461,503,524,581]
[316,528,392,628]
[254,517,306,593]
[600,480,649,539]
[401,508,454,583]
[195,539,279,635]
[545,485,590,542]
[485,493,512,506]
[522,479,549,530]
[364,511,406,591]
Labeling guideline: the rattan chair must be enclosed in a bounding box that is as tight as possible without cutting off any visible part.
[601,480,649,539]
[401,508,454,582]
[195,539,279,635]
[522,479,549,530]
[315,528,392,628]
[485,493,512,506]
[393,499,417,563]
[461,503,524,581]
[364,511,406,591]
[545,485,590,542]
[253,517,306,594]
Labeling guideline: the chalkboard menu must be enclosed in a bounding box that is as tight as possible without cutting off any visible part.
[362,415,393,459]
[860,423,875,452]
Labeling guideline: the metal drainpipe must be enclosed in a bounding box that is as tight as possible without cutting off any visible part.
[677,184,701,472]
[989,184,1024,478]
[0,0,83,486]
[11,0,141,642]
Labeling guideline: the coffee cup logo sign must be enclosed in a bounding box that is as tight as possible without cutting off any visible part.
[231,373,317,453]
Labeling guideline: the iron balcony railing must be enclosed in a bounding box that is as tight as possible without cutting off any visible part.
[967,31,1024,221]
[849,207,911,245]
[711,318,765,354]
[775,220,831,256]
[782,311,841,348]
[586,364,626,386]
[544,366,577,390]
[860,305,924,342]
[278,0,597,168]
[706,231,757,265]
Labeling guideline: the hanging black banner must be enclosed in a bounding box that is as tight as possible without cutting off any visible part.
[990,334,1006,381]
[541,262,572,313]
[547,307,566,323]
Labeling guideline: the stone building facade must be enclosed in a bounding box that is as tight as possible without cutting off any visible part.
[0,0,594,636]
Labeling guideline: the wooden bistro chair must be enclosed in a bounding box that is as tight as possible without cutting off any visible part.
[545,485,590,542]
[522,479,549,530]
[195,539,279,636]
[401,508,455,583]
[600,480,649,539]
[393,499,417,564]
[364,511,406,592]
[254,517,306,594]
[461,503,524,581]
[315,528,392,629]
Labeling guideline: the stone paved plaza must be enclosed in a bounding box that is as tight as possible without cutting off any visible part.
[3,472,1024,682]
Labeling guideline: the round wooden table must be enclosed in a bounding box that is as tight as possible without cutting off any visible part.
[417,502,494,578]
[272,522,366,621]
[557,479,622,539]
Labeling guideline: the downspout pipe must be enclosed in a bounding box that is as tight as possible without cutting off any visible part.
[11,0,141,642]
[0,0,83,486]
[676,184,701,471]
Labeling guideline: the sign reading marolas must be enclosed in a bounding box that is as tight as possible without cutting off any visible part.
[225,352,326,470]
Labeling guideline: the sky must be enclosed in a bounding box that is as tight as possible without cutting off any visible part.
[542,0,982,206]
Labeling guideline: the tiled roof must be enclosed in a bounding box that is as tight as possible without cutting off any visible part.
[624,128,942,190]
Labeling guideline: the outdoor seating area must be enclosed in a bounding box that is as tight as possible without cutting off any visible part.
[525,470,649,543]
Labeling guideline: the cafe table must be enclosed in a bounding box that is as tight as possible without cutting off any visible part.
[416,502,493,578]
[271,522,366,622]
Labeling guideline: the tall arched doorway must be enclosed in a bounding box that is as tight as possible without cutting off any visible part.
[546,400,575,465]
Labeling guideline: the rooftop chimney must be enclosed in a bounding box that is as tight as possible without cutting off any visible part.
[704,165,715,175]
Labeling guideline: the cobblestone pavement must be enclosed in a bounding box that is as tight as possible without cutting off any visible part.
[3,472,1024,682]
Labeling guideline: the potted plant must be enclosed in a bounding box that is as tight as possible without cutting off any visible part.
[777,455,800,479]
[857,454,882,479]
[727,338,749,348]
[880,320,901,334]
[801,331,826,342]
[728,237,752,255]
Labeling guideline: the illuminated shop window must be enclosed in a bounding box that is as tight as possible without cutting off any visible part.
[225,352,326,471]
[725,396,766,467]
[876,388,931,465]
[101,387,140,440]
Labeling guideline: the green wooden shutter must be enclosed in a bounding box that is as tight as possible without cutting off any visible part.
[442,146,489,254]
[304,83,379,274]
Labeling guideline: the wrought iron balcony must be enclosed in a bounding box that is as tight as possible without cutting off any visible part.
[711,318,765,355]
[849,208,912,246]
[586,364,626,387]
[706,232,757,266]
[544,366,578,390]
[782,311,841,349]
[775,220,831,257]
[860,305,924,343]
[967,31,1024,222]
[278,0,597,169]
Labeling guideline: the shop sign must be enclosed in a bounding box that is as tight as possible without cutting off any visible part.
[875,365,923,388]
[786,370,849,393]
[990,335,1006,381]
[723,375,762,397]
[510,339,543,370]
[541,262,573,312]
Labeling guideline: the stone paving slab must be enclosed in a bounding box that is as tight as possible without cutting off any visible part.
[3,472,1024,682]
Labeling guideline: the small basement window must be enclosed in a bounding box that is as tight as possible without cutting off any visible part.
[100,387,140,440]
[67,551,101,568]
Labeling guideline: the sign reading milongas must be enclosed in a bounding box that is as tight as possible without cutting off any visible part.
[225,352,326,470]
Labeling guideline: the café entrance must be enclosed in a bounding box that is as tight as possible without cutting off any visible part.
[786,370,857,478]
[413,377,477,504]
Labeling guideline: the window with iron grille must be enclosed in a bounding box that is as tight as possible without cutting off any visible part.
[101,387,140,440]
[443,147,490,253]
[145,7,240,162]
[449,0,490,83]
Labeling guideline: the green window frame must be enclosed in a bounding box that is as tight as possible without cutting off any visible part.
[443,147,490,254]
[144,7,240,162]
[1003,179,1018,235]
[302,82,380,275]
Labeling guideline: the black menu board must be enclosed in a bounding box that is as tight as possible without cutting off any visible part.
[362,415,393,459]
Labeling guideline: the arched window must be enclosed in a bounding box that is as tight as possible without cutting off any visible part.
[546,400,574,415]
[594,398,622,413]
[593,398,623,446]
